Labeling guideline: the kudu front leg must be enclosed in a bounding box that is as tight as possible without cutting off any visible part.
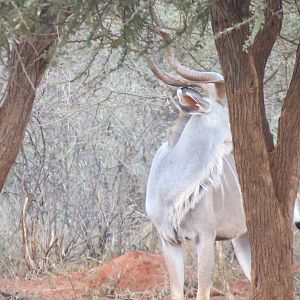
[196,234,215,300]
[161,238,184,300]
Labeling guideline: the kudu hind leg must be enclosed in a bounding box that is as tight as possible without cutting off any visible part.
[196,234,215,300]
[232,233,251,281]
[161,238,184,300]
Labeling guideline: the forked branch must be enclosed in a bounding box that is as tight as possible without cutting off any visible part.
[252,0,283,71]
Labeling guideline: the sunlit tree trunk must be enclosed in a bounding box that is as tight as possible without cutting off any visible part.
[211,1,300,299]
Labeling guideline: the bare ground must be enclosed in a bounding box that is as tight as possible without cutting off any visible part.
[0,251,250,299]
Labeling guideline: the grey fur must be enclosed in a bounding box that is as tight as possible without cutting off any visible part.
[168,113,191,147]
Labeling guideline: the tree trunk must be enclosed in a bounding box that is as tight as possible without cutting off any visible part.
[211,1,300,299]
[0,32,57,190]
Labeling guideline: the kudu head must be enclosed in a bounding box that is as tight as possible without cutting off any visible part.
[149,46,226,115]
[148,5,226,113]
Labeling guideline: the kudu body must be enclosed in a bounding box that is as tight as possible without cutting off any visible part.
[146,48,299,300]
[146,91,249,300]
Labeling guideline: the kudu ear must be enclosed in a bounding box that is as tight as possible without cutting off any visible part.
[177,87,211,114]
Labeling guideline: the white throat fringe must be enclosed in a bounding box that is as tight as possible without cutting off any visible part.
[171,143,230,230]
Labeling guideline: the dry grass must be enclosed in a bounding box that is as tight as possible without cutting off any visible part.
[0,231,300,300]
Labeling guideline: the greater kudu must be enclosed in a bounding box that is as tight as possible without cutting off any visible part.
[146,49,250,300]
[146,44,300,300]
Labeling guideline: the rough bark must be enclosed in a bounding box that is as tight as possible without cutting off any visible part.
[0,31,57,190]
[270,43,300,205]
[211,1,300,299]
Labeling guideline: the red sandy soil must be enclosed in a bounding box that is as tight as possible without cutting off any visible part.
[0,251,250,299]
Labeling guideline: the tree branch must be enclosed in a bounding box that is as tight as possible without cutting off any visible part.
[252,0,283,72]
[270,42,300,202]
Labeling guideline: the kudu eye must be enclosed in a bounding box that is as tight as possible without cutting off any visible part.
[181,86,197,94]
[181,86,189,92]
